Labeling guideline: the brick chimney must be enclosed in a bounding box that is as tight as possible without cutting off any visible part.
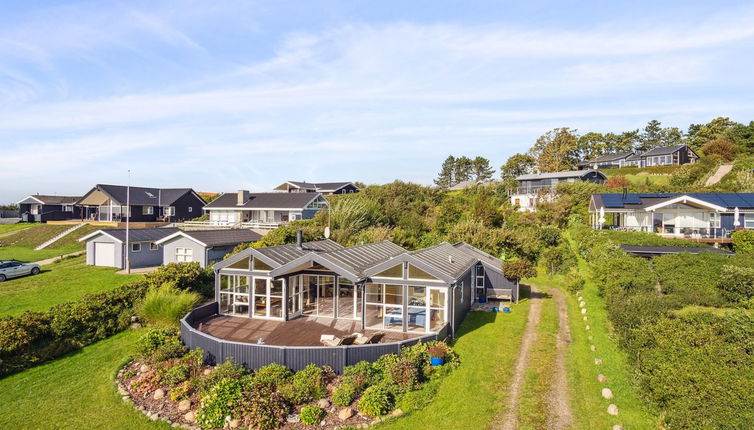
[237,190,249,206]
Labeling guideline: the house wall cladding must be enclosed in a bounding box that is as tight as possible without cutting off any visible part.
[485,269,519,301]
[171,191,205,222]
[162,236,207,267]
[180,302,443,373]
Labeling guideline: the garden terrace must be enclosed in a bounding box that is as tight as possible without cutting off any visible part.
[181,302,447,373]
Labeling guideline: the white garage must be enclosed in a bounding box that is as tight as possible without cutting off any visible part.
[93,242,115,267]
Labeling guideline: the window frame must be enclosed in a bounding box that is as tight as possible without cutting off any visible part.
[131,243,141,252]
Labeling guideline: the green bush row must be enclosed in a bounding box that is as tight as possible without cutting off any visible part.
[0,263,210,376]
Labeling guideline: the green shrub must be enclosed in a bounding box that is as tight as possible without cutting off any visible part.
[342,361,378,391]
[254,363,293,388]
[197,378,247,429]
[732,229,754,254]
[502,259,537,279]
[280,364,326,405]
[197,358,249,395]
[136,282,200,327]
[540,243,577,276]
[718,265,754,302]
[136,327,185,361]
[653,252,728,305]
[239,383,289,430]
[332,382,358,407]
[180,347,205,378]
[357,383,394,417]
[169,380,193,401]
[159,363,189,386]
[143,262,212,296]
[299,405,324,425]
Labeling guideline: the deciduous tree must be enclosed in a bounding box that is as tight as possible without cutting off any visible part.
[528,127,580,172]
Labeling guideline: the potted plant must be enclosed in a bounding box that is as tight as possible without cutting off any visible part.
[429,345,446,366]
[478,292,487,303]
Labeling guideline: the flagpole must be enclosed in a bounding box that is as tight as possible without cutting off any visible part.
[126,170,131,274]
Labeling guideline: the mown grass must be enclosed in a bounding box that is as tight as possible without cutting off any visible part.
[558,236,660,429]
[0,222,34,235]
[515,285,558,430]
[379,299,531,429]
[0,223,100,262]
[0,255,140,317]
[0,330,168,430]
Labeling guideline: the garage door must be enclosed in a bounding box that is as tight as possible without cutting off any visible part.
[94,242,116,267]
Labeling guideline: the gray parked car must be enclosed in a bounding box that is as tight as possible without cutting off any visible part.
[0,260,41,281]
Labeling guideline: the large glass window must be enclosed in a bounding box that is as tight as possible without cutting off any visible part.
[407,286,427,331]
[219,275,249,316]
[252,257,273,271]
[375,264,403,279]
[365,283,384,329]
[317,276,335,317]
[337,278,359,320]
[227,257,250,270]
[408,264,438,280]
[254,278,267,317]
[270,279,283,318]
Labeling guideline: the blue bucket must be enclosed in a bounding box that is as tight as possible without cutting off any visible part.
[503,307,511,313]
[492,307,499,313]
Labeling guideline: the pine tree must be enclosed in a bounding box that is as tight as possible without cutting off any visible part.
[470,156,494,182]
[434,155,456,188]
[452,156,473,183]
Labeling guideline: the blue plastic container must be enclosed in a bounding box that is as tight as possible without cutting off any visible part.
[492,307,499,313]
[430,357,444,367]
[503,307,511,314]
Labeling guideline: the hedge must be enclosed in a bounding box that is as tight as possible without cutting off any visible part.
[0,263,210,376]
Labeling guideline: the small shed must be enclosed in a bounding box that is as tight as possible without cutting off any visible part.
[79,228,179,269]
[155,229,263,268]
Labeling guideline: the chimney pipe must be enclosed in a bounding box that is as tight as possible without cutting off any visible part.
[296,230,303,250]
[237,190,249,206]
[622,186,628,200]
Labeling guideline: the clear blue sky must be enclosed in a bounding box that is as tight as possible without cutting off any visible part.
[2,1,754,202]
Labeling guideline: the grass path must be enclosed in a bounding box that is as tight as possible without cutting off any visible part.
[0,330,167,430]
[0,255,139,317]
[379,299,531,430]
[547,287,573,429]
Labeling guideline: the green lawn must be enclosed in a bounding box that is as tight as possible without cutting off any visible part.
[623,173,670,186]
[0,222,34,235]
[0,255,140,317]
[0,330,168,430]
[0,223,101,262]
[379,299,531,429]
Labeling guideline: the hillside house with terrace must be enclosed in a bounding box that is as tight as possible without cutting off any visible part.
[180,234,517,371]
[589,192,754,241]
[624,144,699,168]
[202,190,329,229]
[511,170,606,211]
[76,184,205,223]
[273,181,359,195]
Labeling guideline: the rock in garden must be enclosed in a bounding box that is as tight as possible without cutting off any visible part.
[391,409,403,417]
[286,414,300,423]
[130,322,143,330]
[153,389,165,400]
[581,308,587,314]
[131,315,139,322]
[172,423,180,428]
[597,374,607,383]
[339,408,355,420]
[590,345,596,351]
[150,413,160,421]
[118,386,129,396]
[228,418,240,429]
[588,335,593,341]
[585,325,591,330]
[317,398,331,409]
[140,364,150,373]
[121,395,130,402]
[602,388,614,399]
[579,301,585,308]
[607,404,619,416]
[203,368,213,376]
[594,358,602,365]
[184,411,196,423]
[613,425,624,430]
[178,400,191,411]
[583,316,588,321]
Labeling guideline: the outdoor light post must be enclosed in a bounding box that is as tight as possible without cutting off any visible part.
[125,169,131,274]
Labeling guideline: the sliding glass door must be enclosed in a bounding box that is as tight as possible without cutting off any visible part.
[251,276,285,320]
[219,274,250,317]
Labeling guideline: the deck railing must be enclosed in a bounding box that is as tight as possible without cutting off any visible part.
[603,225,731,238]
[180,302,448,373]
[176,220,283,230]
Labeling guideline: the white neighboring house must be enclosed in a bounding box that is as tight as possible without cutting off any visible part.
[511,170,607,211]
[273,181,359,195]
[202,190,329,229]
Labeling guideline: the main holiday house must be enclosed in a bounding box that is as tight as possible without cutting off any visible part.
[181,234,517,372]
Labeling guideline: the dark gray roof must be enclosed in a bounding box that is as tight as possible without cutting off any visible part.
[181,229,263,247]
[204,192,323,209]
[620,245,733,256]
[640,144,687,156]
[285,181,353,192]
[410,242,478,280]
[253,239,344,266]
[593,193,754,210]
[452,242,504,273]
[26,195,80,205]
[582,151,634,164]
[319,241,406,275]
[82,184,197,206]
[516,170,603,181]
[94,227,180,243]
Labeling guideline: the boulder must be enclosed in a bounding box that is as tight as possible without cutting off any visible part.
[607,404,619,416]
[602,388,614,399]
[585,325,591,330]
[153,389,165,400]
[286,414,300,423]
[131,315,139,322]
[203,368,213,376]
[338,408,355,421]
[130,322,143,330]
[597,374,607,383]
[118,386,129,396]
[317,398,331,409]
[594,358,602,365]
[140,364,150,373]
[228,418,240,429]
[178,399,191,411]
[579,301,586,308]
[583,316,588,321]
[184,411,196,423]
[391,409,403,417]
[613,425,624,430]
[590,345,596,352]
[580,308,587,315]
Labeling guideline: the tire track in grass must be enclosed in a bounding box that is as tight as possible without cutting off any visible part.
[494,287,544,430]
[548,287,573,430]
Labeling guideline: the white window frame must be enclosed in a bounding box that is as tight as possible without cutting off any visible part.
[142,206,154,215]
[188,206,193,213]
[175,247,193,262]
[745,214,754,229]
[131,243,141,252]
[63,205,73,212]
[164,206,176,216]
[149,242,158,251]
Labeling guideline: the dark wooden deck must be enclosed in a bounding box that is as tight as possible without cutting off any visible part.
[198,315,422,346]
